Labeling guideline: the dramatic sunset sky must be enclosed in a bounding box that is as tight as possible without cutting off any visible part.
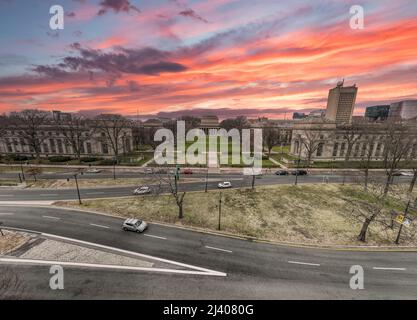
[0,0,416,119]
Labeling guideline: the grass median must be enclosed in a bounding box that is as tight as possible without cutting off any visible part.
[55,184,417,246]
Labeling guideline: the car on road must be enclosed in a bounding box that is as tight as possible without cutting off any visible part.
[133,186,151,195]
[291,169,308,176]
[275,170,289,176]
[391,170,413,177]
[122,218,148,233]
[183,169,193,174]
[218,181,232,188]
[85,168,102,174]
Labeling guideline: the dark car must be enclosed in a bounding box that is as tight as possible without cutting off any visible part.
[275,170,289,176]
[183,169,193,174]
[291,169,308,176]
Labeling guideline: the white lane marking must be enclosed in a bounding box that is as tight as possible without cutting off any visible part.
[0,195,12,197]
[42,215,61,220]
[86,192,105,195]
[373,267,406,271]
[89,223,110,229]
[144,234,167,240]
[288,260,321,267]
[41,232,226,276]
[205,246,233,253]
[40,194,59,196]
[0,212,14,215]
[0,258,222,277]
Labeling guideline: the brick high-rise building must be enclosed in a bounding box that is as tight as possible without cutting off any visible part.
[325,81,358,124]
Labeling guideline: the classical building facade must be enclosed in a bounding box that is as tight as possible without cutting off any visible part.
[0,117,133,159]
[290,84,417,162]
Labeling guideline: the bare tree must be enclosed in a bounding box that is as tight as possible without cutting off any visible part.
[300,130,322,167]
[404,130,417,195]
[155,172,186,219]
[263,128,281,157]
[360,135,378,192]
[94,114,132,164]
[340,124,364,161]
[382,121,414,196]
[8,109,50,161]
[54,114,92,163]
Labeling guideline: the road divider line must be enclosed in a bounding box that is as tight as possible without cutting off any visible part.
[0,258,224,277]
[42,215,61,220]
[205,246,233,253]
[144,234,167,240]
[89,223,110,229]
[288,260,321,267]
[40,194,59,196]
[373,267,406,271]
[0,212,14,215]
[86,192,105,195]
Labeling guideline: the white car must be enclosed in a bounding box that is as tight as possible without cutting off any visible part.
[218,181,232,189]
[122,218,148,233]
[133,186,151,195]
[85,168,102,174]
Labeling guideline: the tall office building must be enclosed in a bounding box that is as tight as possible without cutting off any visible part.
[389,100,417,120]
[325,81,358,124]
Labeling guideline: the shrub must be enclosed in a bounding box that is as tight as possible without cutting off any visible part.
[99,159,117,166]
[5,155,31,161]
[81,157,102,163]
[48,156,72,162]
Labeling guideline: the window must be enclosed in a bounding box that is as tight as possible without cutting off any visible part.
[86,142,92,154]
[375,143,382,157]
[340,143,346,157]
[332,143,339,157]
[316,143,324,157]
[102,143,109,154]
[353,143,360,158]
[361,143,367,157]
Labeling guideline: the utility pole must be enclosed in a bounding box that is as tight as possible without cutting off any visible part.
[295,143,302,186]
[395,199,411,244]
[74,174,82,205]
[218,192,222,230]
[20,160,25,181]
[205,168,209,192]
[113,158,116,180]
[251,174,255,189]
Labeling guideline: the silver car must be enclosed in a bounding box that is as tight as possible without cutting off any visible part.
[218,181,232,188]
[122,218,148,233]
[133,186,151,195]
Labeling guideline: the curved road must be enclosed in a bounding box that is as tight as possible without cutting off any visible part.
[0,205,417,299]
[0,173,413,202]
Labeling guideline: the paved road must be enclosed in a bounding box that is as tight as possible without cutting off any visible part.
[0,173,412,202]
[0,206,416,299]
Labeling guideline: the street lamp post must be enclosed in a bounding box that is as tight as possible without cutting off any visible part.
[218,192,222,231]
[295,142,302,186]
[74,174,82,205]
[20,161,25,181]
[205,168,209,193]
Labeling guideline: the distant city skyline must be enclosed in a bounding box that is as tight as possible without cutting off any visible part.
[1,0,417,118]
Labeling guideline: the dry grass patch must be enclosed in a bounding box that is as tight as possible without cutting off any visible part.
[0,231,30,255]
[56,184,417,246]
